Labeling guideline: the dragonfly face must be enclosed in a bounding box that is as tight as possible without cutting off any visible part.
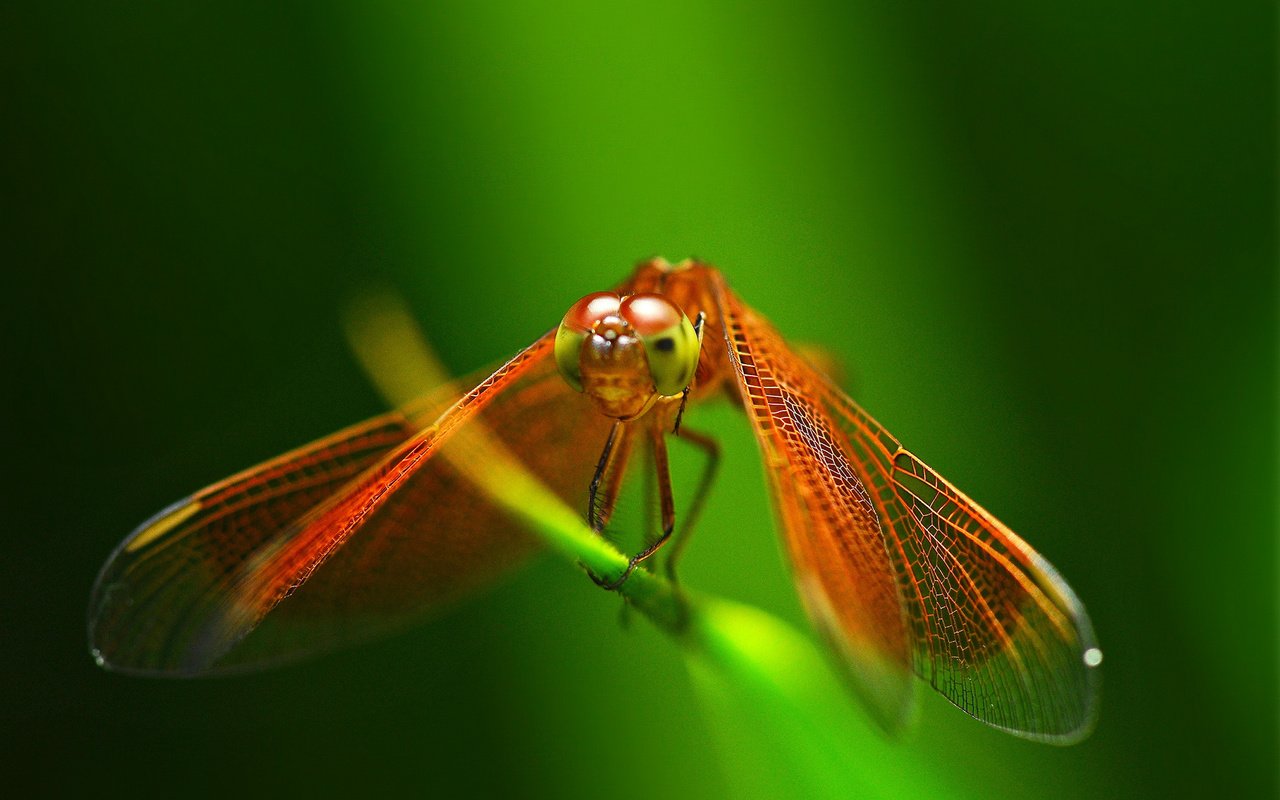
[554,291,700,421]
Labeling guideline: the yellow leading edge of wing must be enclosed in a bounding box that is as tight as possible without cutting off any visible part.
[124,500,201,553]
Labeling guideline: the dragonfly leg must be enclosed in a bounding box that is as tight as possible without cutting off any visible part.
[587,420,627,532]
[663,426,719,582]
[672,312,706,436]
[591,424,676,591]
[593,428,633,538]
[584,421,641,588]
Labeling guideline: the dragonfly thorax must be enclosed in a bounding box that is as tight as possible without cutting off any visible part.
[554,291,699,421]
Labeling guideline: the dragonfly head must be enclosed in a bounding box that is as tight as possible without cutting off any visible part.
[555,291,699,420]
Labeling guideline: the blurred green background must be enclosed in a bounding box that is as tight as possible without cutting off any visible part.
[5,2,1274,798]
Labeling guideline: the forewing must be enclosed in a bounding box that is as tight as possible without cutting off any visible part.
[714,279,1100,743]
[714,282,916,733]
[819,382,1101,742]
[90,332,614,675]
[88,406,429,673]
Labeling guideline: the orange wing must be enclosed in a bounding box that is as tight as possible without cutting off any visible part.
[89,332,615,675]
[714,277,1100,743]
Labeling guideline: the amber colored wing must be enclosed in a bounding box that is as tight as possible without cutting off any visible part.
[713,278,1100,743]
[89,331,615,675]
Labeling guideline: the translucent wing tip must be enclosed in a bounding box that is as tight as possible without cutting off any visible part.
[86,495,227,677]
[953,546,1103,746]
[1020,549,1103,746]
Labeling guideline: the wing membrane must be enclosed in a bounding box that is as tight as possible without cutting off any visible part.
[713,282,915,732]
[89,332,615,675]
[88,406,430,673]
[714,277,1099,742]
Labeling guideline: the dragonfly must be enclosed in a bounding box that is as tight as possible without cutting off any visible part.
[88,258,1100,744]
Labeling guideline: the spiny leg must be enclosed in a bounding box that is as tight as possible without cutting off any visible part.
[587,419,626,532]
[592,423,676,591]
[584,420,637,588]
[662,426,720,582]
[591,424,633,537]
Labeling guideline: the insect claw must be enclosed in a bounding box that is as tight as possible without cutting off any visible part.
[586,561,636,591]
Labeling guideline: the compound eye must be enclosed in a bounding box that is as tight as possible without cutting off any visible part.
[562,292,621,331]
[555,292,620,392]
[620,294,699,397]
